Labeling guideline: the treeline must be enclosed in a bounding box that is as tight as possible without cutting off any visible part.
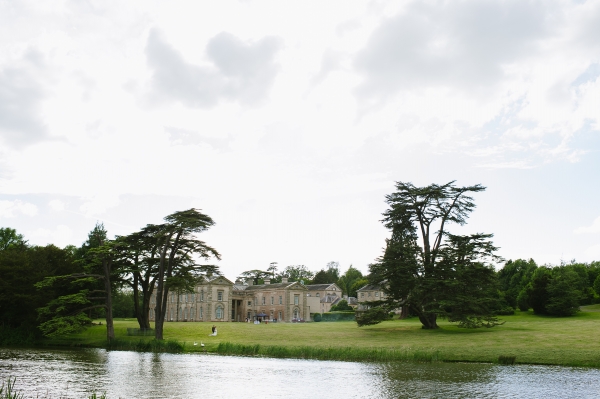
[498,259,600,316]
[0,226,137,345]
[237,261,368,298]
[0,208,221,344]
[0,228,79,344]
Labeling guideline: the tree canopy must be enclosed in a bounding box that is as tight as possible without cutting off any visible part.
[363,181,502,329]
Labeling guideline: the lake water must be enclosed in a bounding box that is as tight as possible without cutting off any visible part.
[1,348,600,398]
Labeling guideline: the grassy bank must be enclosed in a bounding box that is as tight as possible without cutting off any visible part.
[43,305,600,368]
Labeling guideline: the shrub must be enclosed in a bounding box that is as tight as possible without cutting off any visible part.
[516,289,529,311]
[0,325,36,346]
[356,307,389,327]
[496,306,515,316]
[321,312,355,322]
[312,313,321,322]
[330,300,353,311]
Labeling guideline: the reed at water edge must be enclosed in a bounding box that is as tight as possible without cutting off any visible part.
[215,342,442,362]
[0,377,107,399]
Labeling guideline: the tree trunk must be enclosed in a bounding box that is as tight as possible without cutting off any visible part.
[154,234,172,340]
[103,257,115,341]
[399,305,409,319]
[176,290,181,321]
[418,313,438,329]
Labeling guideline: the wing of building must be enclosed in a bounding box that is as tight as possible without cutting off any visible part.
[149,276,310,323]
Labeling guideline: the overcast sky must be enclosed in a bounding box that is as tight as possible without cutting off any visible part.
[1,0,599,278]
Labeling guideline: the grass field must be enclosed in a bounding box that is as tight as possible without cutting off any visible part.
[46,305,600,367]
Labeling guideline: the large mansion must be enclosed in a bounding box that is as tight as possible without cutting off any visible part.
[148,275,349,323]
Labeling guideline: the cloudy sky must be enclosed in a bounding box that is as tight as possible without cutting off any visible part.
[1,0,599,278]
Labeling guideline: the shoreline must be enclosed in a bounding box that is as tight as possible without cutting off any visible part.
[7,305,600,369]
[14,339,600,369]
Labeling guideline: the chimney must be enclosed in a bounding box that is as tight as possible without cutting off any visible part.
[281,277,288,284]
[247,279,254,286]
[264,279,271,285]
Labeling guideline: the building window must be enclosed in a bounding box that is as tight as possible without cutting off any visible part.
[199,307,203,319]
[191,294,195,302]
[316,293,320,297]
[271,296,274,305]
[190,307,194,319]
[184,308,188,319]
[294,295,299,305]
[279,296,282,304]
[262,297,266,305]
[201,291,204,301]
[368,292,371,297]
[375,292,379,297]
[218,291,223,301]
[361,293,364,297]
[216,306,223,319]
[248,301,252,306]
[278,311,282,320]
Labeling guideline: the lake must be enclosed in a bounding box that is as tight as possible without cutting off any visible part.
[1,348,599,398]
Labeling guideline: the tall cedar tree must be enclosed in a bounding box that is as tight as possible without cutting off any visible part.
[116,225,164,330]
[36,223,119,340]
[153,209,220,340]
[364,181,502,329]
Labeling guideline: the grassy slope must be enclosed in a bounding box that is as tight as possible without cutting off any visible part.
[48,305,600,367]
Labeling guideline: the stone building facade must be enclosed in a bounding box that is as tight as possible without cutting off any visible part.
[356,283,406,317]
[305,283,343,314]
[356,283,387,310]
[148,276,309,323]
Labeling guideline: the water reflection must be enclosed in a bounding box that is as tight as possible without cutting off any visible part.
[1,348,599,398]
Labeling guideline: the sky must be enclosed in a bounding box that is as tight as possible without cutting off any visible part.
[1,0,599,278]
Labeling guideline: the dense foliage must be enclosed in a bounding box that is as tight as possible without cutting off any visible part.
[497,259,600,316]
[364,181,503,329]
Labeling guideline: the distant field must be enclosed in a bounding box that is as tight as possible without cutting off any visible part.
[48,305,600,367]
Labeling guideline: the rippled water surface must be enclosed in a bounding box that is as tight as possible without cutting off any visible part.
[1,348,600,398]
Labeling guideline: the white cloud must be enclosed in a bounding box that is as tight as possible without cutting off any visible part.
[48,199,65,212]
[574,216,600,234]
[145,29,282,108]
[0,49,50,149]
[28,224,73,248]
[0,199,38,218]
[79,194,121,218]
[354,0,550,97]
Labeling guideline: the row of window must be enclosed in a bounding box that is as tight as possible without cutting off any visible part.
[158,306,225,320]
[360,292,381,298]
[159,291,304,307]
[167,291,225,303]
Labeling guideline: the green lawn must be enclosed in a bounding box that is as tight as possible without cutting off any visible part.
[49,305,600,367]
